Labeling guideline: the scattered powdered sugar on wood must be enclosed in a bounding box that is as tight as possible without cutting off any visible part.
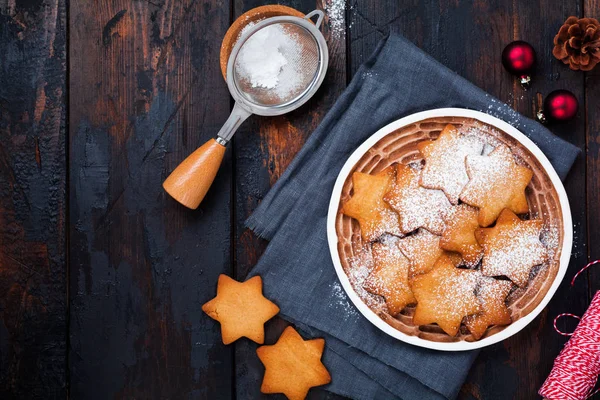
[324,0,345,39]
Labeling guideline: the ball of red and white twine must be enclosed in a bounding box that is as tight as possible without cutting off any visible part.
[539,260,600,400]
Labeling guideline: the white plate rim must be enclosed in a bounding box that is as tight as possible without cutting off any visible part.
[326,107,573,351]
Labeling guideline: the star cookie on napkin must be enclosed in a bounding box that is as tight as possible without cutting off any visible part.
[202,275,279,344]
[464,277,513,340]
[460,144,533,227]
[440,204,484,267]
[411,254,481,336]
[257,326,331,400]
[384,163,452,235]
[418,124,484,204]
[342,167,401,241]
[363,238,415,315]
[475,209,548,287]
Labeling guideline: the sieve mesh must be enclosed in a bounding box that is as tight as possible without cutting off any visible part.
[232,22,320,107]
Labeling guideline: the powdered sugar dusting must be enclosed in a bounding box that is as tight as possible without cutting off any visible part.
[420,128,485,204]
[385,163,452,234]
[481,220,548,286]
[398,229,444,276]
[541,224,560,260]
[463,144,513,197]
[324,0,345,39]
[329,280,359,318]
[430,268,480,318]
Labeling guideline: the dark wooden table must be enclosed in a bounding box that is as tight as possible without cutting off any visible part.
[1,0,599,398]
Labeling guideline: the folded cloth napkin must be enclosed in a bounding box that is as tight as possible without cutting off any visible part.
[246,33,580,400]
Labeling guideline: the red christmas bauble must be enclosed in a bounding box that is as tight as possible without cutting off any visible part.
[543,90,578,122]
[502,41,536,88]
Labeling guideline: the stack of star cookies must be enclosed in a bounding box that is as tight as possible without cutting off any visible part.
[342,124,549,340]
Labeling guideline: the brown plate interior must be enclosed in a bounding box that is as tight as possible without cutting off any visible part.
[334,116,564,343]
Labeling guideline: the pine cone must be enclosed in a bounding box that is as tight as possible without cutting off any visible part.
[553,16,600,71]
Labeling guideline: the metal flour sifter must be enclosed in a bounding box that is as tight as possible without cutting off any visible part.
[163,9,329,209]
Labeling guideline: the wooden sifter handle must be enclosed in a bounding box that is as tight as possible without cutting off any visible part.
[163,139,226,209]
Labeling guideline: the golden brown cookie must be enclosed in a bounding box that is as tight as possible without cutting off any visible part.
[440,204,483,267]
[418,124,484,204]
[398,228,444,277]
[363,239,416,315]
[202,275,279,344]
[460,144,533,227]
[384,163,452,235]
[257,326,331,400]
[342,167,401,241]
[464,277,513,340]
[475,209,548,287]
[411,254,482,336]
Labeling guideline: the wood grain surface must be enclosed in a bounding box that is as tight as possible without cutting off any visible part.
[68,0,232,398]
[0,0,599,399]
[0,0,67,398]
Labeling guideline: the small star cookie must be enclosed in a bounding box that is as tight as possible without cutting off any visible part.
[418,124,484,204]
[440,204,483,267]
[257,326,331,400]
[363,239,416,315]
[411,254,482,336]
[342,167,401,241]
[475,209,548,287]
[202,275,279,344]
[464,277,513,339]
[398,229,445,276]
[460,144,533,227]
[384,163,452,235]
[398,229,461,276]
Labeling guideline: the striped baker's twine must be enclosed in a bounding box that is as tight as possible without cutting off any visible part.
[539,260,600,400]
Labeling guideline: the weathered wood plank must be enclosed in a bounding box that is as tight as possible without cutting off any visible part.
[460,2,588,399]
[68,1,232,398]
[347,1,588,399]
[585,0,600,294]
[232,0,347,398]
[0,0,67,398]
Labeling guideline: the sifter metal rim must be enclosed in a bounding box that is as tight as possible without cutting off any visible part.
[225,13,329,116]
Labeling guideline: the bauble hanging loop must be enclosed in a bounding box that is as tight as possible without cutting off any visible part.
[502,41,536,89]
[536,90,579,124]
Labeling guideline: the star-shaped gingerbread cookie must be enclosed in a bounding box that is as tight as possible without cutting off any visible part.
[460,144,533,227]
[440,204,483,267]
[398,228,445,276]
[418,124,484,204]
[384,163,452,235]
[342,167,401,241]
[464,277,513,339]
[257,326,331,400]
[363,239,416,315]
[411,254,482,336]
[202,275,279,344]
[475,209,548,287]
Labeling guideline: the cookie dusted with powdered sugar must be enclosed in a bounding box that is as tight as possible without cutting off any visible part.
[417,124,485,204]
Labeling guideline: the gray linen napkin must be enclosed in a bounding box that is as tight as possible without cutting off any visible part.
[246,33,580,400]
